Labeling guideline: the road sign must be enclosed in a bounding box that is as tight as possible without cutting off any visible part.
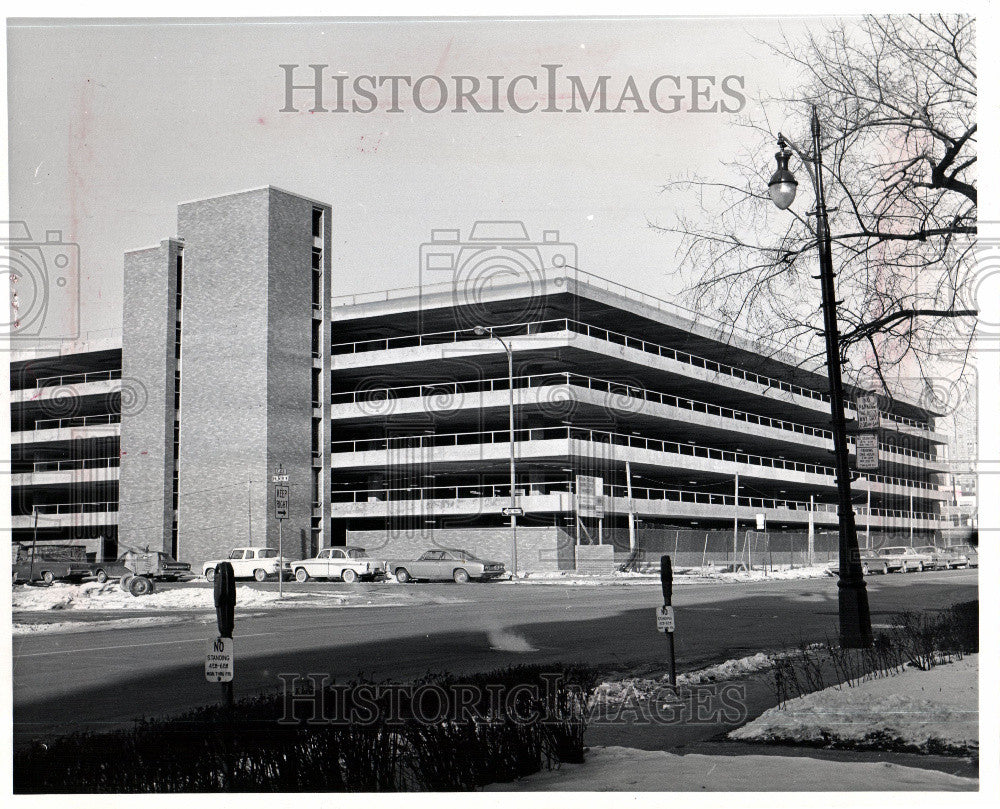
[501,507,524,517]
[205,636,234,682]
[275,485,289,520]
[857,393,880,430]
[576,475,604,518]
[655,606,675,633]
[272,474,289,483]
[856,433,879,470]
[755,513,766,531]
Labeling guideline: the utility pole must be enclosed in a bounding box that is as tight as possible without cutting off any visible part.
[733,471,739,562]
[247,475,253,547]
[474,326,518,576]
[807,494,815,565]
[626,459,636,551]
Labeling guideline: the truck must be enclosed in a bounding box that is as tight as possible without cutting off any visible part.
[12,544,93,585]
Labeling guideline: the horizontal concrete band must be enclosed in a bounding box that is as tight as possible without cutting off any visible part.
[329,437,945,500]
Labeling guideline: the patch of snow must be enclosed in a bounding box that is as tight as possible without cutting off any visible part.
[593,650,797,706]
[12,615,188,635]
[502,564,832,585]
[486,745,976,791]
[730,654,978,754]
[11,581,416,613]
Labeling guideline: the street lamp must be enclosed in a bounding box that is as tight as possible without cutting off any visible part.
[474,325,518,576]
[767,107,873,648]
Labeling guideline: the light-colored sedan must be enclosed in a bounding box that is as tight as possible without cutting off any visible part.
[387,549,506,584]
[949,544,978,568]
[292,546,386,583]
[867,546,934,573]
[914,545,967,570]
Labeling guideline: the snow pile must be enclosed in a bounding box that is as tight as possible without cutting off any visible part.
[12,581,389,612]
[593,651,793,705]
[503,565,832,585]
[689,563,833,582]
[486,745,976,791]
[730,654,978,754]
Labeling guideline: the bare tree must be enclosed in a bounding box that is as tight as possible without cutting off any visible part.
[656,14,977,405]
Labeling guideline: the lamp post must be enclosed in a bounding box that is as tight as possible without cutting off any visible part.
[767,106,873,648]
[474,325,518,576]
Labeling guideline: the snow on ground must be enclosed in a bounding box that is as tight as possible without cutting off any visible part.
[12,615,188,635]
[486,745,976,791]
[12,581,421,613]
[594,650,798,705]
[504,564,832,586]
[730,654,978,754]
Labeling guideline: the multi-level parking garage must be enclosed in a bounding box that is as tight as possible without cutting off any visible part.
[327,269,947,568]
[7,189,948,569]
[9,335,123,559]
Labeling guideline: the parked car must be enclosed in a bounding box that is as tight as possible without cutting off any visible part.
[913,545,968,570]
[948,544,978,568]
[202,547,292,582]
[864,546,934,574]
[12,544,93,584]
[387,549,506,584]
[90,549,193,583]
[292,546,386,583]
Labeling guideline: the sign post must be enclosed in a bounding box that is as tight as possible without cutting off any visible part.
[856,392,880,472]
[211,561,236,788]
[656,555,677,688]
[273,465,289,599]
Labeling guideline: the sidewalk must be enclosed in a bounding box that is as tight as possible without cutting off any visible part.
[486,744,977,791]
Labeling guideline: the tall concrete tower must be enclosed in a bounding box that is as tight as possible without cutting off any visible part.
[119,187,331,562]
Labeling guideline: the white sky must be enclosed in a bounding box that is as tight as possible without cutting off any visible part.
[8,16,810,339]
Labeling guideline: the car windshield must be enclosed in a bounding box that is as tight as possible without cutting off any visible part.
[229,551,244,559]
[878,548,904,556]
[915,547,936,554]
[452,550,482,562]
[259,549,278,558]
[347,548,367,558]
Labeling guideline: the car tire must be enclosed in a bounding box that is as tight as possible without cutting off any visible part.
[342,568,358,584]
[129,576,154,597]
[395,568,411,583]
[917,562,924,572]
[120,574,134,592]
[41,571,55,585]
[295,568,309,583]
[205,568,216,582]
[253,569,267,582]
[96,569,109,584]
[881,563,889,575]
[453,568,470,584]
[862,563,870,575]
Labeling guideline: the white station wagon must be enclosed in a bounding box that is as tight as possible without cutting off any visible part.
[203,547,292,582]
[292,546,387,583]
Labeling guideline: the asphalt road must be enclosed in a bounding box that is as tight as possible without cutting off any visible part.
[12,570,977,748]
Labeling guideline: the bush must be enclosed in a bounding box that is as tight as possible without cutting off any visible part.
[771,600,979,705]
[14,664,598,793]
